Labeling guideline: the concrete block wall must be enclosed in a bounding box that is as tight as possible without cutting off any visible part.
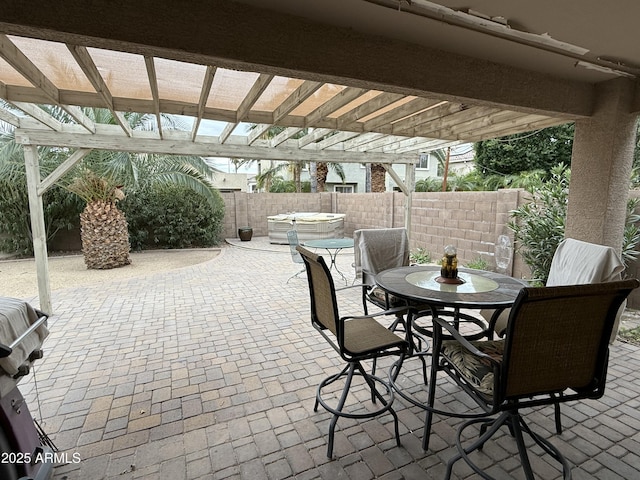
[221,190,529,278]
[410,191,502,270]
[221,192,330,237]
[337,192,399,232]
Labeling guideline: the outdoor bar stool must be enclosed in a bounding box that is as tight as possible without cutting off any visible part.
[424,280,638,479]
[297,246,408,458]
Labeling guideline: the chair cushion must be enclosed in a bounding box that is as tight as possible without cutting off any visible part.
[368,286,406,308]
[441,339,504,396]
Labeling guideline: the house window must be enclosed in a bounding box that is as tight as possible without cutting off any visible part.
[334,185,354,193]
[417,153,430,169]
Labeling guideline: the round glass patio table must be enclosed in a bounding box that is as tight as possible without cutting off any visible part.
[375,265,528,345]
[303,238,354,284]
[376,265,528,418]
[376,265,527,310]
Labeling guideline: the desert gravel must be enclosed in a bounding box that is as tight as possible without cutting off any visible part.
[0,248,220,300]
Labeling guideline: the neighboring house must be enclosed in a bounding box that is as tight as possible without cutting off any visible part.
[316,144,474,192]
[447,146,475,174]
[208,143,474,192]
[206,164,250,192]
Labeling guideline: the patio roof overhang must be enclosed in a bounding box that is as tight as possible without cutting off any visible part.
[0,32,573,163]
[4,0,622,165]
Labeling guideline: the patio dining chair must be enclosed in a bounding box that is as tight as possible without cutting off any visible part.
[353,227,411,330]
[480,237,626,433]
[297,245,408,458]
[423,279,639,479]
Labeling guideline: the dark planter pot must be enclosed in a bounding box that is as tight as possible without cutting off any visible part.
[238,227,253,241]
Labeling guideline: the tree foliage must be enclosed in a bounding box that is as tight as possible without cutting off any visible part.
[121,184,224,250]
[508,164,640,283]
[0,107,223,255]
[474,124,575,176]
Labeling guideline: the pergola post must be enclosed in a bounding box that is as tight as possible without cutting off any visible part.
[23,144,52,313]
[382,162,416,239]
[404,163,415,242]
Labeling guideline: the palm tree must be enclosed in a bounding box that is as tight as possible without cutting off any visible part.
[314,161,345,192]
[248,125,345,192]
[255,161,302,192]
[370,163,386,192]
[66,110,219,269]
[67,169,131,269]
[0,106,219,269]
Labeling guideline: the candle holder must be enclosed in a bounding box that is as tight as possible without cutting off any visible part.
[437,244,464,284]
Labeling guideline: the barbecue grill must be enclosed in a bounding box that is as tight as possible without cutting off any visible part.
[0,297,55,480]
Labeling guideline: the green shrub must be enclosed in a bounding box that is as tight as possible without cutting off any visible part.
[410,247,432,264]
[508,165,569,283]
[465,256,489,270]
[509,164,640,283]
[121,184,225,250]
[0,180,82,256]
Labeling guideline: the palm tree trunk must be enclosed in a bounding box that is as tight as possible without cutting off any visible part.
[371,163,386,192]
[316,162,329,192]
[80,200,131,269]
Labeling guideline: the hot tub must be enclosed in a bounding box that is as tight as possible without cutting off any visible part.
[267,212,346,244]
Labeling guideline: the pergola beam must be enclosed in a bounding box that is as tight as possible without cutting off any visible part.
[0,35,96,133]
[23,145,51,313]
[237,73,274,121]
[15,128,417,164]
[270,127,303,147]
[10,101,61,130]
[336,92,405,130]
[304,87,366,126]
[144,56,163,138]
[0,103,21,126]
[68,44,132,136]
[364,97,442,131]
[297,128,333,148]
[191,65,217,141]
[38,148,92,194]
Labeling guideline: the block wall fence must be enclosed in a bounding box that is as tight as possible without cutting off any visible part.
[221,189,529,278]
[221,189,640,309]
[39,189,640,308]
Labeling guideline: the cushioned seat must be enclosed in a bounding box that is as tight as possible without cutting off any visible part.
[423,279,639,479]
[481,237,626,434]
[297,245,408,458]
[441,339,504,396]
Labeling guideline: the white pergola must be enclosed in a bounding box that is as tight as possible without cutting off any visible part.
[1,1,639,312]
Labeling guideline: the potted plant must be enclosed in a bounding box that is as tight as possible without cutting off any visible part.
[238,226,253,241]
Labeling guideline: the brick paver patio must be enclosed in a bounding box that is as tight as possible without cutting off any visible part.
[16,238,640,479]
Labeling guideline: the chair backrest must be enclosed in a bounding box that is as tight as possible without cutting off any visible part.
[297,246,341,339]
[500,279,639,403]
[547,238,624,286]
[490,238,627,339]
[353,228,410,284]
[287,229,304,264]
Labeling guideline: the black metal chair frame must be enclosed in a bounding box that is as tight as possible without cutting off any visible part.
[297,245,409,458]
[394,279,639,480]
[286,229,306,283]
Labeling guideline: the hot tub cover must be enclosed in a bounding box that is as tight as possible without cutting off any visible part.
[267,213,345,223]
